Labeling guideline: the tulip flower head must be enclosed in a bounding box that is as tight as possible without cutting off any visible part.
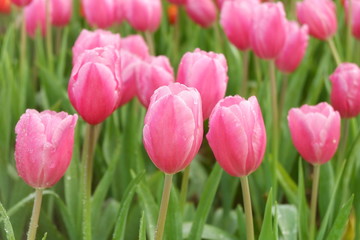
[250,2,287,59]
[50,0,72,27]
[177,49,228,119]
[168,0,186,5]
[207,96,267,177]
[125,0,162,32]
[12,0,31,7]
[329,63,360,118]
[275,21,309,73]
[72,29,121,64]
[143,83,203,174]
[345,0,360,39]
[82,0,116,28]
[288,102,341,165]
[121,35,149,60]
[136,56,175,108]
[185,0,217,28]
[24,0,46,37]
[68,47,122,125]
[0,0,11,13]
[296,0,337,40]
[15,109,78,188]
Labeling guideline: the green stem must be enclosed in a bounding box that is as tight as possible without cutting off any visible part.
[240,176,254,240]
[27,188,44,240]
[269,60,279,198]
[241,51,250,97]
[346,0,353,62]
[327,38,342,65]
[82,124,98,240]
[173,8,180,63]
[255,56,262,86]
[20,10,26,76]
[46,0,53,70]
[336,119,350,171]
[279,73,289,120]
[145,31,155,55]
[155,174,173,240]
[179,165,190,211]
[213,21,223,52]
[310,164,321,240]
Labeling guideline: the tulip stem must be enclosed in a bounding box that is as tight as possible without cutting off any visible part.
[180,165,191,211]
[310,164,321,240]
[20,10,26,76]
[240,176,254,240]
[82,124,98,240]
[46,0,53,70]
[155,174,173,240]
[279,73,289,120]
[27,188,43,240]
[336,119,350,171]
[269,60,279,198]
[241,51,250,97]
[145,31,155,55]
[327,38,342,65]
[346,0,353,61]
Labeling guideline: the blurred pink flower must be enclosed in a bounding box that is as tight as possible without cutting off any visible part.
[82,0,116,28]
[185,0,217,27]
[125,0,162,32]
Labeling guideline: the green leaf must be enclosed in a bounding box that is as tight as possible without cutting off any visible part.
[326,195,354,240]
[112,172,145,240]
[188,164,223,240]
[165,187,181,240]
[41,233,48,240]
[139,212,146,240]
[183,223,237,240]
[0,200,15,240]
[298,160,309,240]
[275,204,298,240]
[259,189,275,240]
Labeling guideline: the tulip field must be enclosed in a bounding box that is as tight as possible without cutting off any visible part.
[1,0,360,239]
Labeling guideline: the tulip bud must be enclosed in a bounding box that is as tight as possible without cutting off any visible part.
[143,83,203,174]
[275,21,309,73]
[121,35,149,60]
[220,0,257,51]
[168,0,186,5]
[217,0,260,9]
[345,0,360,39]
[185,0,217,28]
[177,49,228,120]
[82,0,116,28]
[288,102,341,165]
[68,47,122,125]
[329,63,360,118]
[206,96,267,177]
[12,0,31,7]
[125,0,162,32]
[296,0,337,40]
[250,2,287,59]
[136,56,175,108]
[114,0,125,24]
[50,0,72,27]
[24,0,46,37]
[15,109,78,188]
[0,0,11,14]
[72,29,121,64]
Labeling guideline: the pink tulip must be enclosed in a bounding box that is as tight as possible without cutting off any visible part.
[217,0,260,9]
[72,29,121,64]
[143,83,203,174]
[114,0,125,23]
[168,0,186,5]
[125,0,162,32]
[82,0,116,28]
[24,0,46,37]
[51,0,72,26]
[185,0,217,28]
[345,0,360,39]
[121,35,149,60]
[177,49,228,120]
[68,47,122,125]
[15,109,78,188]
[220,0,256,51]
[275,21,309,73]
[12,0,32,7]
[296,0,337,40]
[206,96,267,177]
[136,56,175,108]
[250,2,287,59]
[329,63,360,118]
[288,102,341,165]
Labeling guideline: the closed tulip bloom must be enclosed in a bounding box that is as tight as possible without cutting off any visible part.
[15,109,78,188]
[82,0,116,28]
[345,0,360,39]
[143,83,203,174]
[220,0,256,51]
[121,35,149,60]
[25,0,46,37]
[72,29,121,64]
[296,0,337,40]
[0,0,11,13]
[185,0,217,27]
[136,56,175,108]
[275,21,309,73]
[125,0,162,32]
[250,2,287,59]
[114,0,125,23]
[217,0,260,9]
[288,102,341,165]
[177,49,228,119]
[329,63,360,118]
[12,0,31,7]
[206,96,267,177]
[51,0,72,26]
[168,0,186,5]
[68,47,122,125]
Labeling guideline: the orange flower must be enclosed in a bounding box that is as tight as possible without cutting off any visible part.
[167,4,178,25]
[0,0,11,14]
